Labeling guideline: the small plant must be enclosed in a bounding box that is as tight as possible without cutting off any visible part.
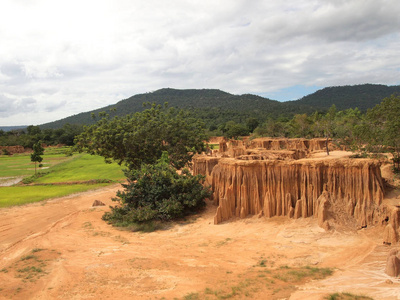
[127,221,166,232]
[324,292,373,300]
[350,152,368,159]
[17,266,43,274]
[216,238,232,247]
[279,265,290,269]
[183,292,199,300]
[31,248,44,253]
[22,171,50,184]
[256,258,267,267]
[20,255,37,261]
[393,155,400,173]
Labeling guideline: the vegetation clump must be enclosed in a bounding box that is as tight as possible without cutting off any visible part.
[103,152,211,226]
[75,104,211,228]
[325,292,373,300]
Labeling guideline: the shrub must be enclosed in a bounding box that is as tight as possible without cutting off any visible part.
[103,152,211,226]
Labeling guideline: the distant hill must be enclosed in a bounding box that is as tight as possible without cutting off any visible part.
[289,84,400,111]
[39,84,400,129]
[40,88,295,129]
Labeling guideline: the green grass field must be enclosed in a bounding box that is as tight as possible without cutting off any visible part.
[0,147,74,177]
[0,147,125,208]
[32,153,124,184]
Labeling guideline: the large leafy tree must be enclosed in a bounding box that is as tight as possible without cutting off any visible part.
[74,104,208,170]
[76,104,211,227]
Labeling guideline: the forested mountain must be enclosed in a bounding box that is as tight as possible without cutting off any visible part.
[39,84,400,129]
[39,88,303,129]
[289,84,400,111]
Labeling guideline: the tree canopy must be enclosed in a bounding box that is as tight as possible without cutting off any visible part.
[74,104,208,170]
[355,95,400,158]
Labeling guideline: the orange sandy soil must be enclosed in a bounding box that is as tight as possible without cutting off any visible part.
[1,152,400,300]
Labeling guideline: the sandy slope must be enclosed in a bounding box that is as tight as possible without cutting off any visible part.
[0,183,399,300]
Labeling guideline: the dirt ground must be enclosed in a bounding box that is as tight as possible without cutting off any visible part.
[1,153,400,299]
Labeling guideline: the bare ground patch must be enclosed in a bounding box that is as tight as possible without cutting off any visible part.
[0,185,399,300]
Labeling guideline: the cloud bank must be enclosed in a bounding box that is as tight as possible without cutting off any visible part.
[0,0,399,125]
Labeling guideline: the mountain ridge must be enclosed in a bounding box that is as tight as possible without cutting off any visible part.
[29,83,400,129]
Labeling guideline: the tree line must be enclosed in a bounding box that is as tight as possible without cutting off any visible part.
[1,95,399,161]
[215,95,400,160]
[0,123,83,148]
[1,95,399,162]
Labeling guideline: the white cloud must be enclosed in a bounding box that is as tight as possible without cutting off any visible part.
[0,0,399,125]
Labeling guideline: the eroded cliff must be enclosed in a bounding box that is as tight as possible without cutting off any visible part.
[208,158,383,225]
[194,137,399,245]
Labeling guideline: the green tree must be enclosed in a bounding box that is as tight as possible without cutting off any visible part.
[358,95,400,169]
[309,111,324,138]
[26,125,41,136]
[31,141,44,174]
[246,117,259,132]
[334,108,363,150]
[321,105,337,155]
[253,118,289,138]
[288,113,312,137]
[103,152,212,225]
[222,121,249,139]
[75,104,208,170]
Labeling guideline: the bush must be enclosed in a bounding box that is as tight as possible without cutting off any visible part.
[103,152,212,226]
[22,171,50,184]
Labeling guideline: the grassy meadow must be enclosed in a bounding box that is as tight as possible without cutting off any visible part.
[0,147,125,208]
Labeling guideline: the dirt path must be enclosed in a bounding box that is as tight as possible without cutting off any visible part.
[0,177,23,187]
[0,184,399,299]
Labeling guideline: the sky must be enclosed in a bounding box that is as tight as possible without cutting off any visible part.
[1,0,400,126]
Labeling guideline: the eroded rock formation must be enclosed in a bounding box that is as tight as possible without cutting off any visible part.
[194,137,400,244]
[0,145,25,154]
[247,138,328,152]
[383,208,400,245]
[385,249,400,277]
[208,158,384,228]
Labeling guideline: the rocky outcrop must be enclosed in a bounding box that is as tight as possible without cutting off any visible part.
[0,145,25,154]
[238,149,307,161]
[192,156,220,186]
[216,138,335,159]
[92,200,105,207]
[383,208,400,245]
[194,138,400,243]
[209,158,384,228]
[247,138,330,152]
[385,249,400,277]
